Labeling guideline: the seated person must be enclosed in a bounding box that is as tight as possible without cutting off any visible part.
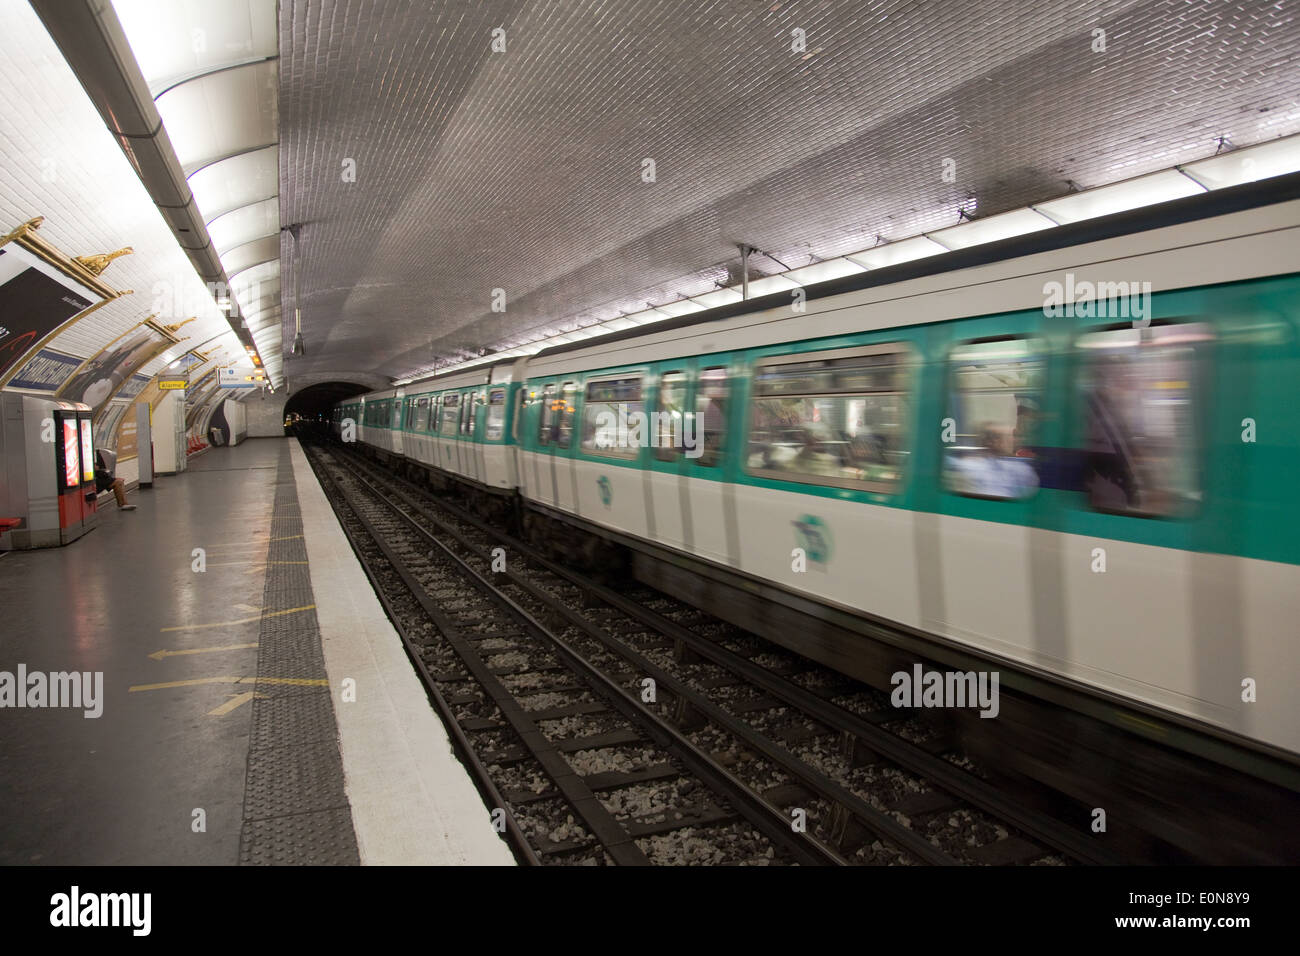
[94,450,136,511]
[948,423,1038,499]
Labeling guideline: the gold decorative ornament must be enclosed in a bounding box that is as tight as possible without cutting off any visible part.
[0,216,45,246]
[73,245,133,276]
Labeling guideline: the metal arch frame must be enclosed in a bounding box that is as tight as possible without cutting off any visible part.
[228,258,281,286]
[218,233,283,272]
[244,308,284,334]
[201,192,280,229]
[185,141,280,180]
[206,195,280,241]
[243,304,286,327]
[236,281,283,315]
[153,55,279,101]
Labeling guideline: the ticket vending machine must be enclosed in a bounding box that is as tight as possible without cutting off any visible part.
[0,394,98,549]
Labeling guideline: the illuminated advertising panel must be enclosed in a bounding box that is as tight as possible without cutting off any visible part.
[80,418,94,483]
[62,418,79,489]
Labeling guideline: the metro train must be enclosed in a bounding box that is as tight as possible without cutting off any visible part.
[333,174,1300,768]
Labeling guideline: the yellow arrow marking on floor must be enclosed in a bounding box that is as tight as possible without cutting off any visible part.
[159,604,315,632]
[129,675,329,693]
[148,642,258,661]
[206,691,270,717]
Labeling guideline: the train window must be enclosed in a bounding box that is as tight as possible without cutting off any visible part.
[538,384,556,446]
[441,393,460,436]
[655,371,687,461]
[942,338,1045,501]
[746,344,912,493]
[582,375,643,459]
[485,389,506,440]
[414,396,430,432]
[1076,323,1210,518]
[694,366,727,467]
[555,382,577,448]
[514,388,527,443]
[460,393,475,436]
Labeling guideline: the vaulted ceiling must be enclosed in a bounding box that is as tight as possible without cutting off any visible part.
[278,0,1300,390]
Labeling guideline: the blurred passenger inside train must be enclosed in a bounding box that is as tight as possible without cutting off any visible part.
[94,449,136,511]
[948,423,1039,500]
[1013,398,1040,458]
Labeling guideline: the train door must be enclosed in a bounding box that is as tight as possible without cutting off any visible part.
[392,390,406,457]
[646,364,688,551]
[436,391,459,474]
[552,381,579,512]
[932,330,1048,654]
[684,360,733,564]
[510,383,527,495]
[472,388,489,483]
[530,380,559,506]
[427,391,442,469]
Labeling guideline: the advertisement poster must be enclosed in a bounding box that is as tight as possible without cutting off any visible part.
[114,377,167,462]
[79,419,95,483]
[0,243,96,383]
[97,399,130,456]
[57,322,174,418]
[185,372,222,430]
[7,348,84,392]
[116,373,151,401]
[115,408,138,462]
[61,418,80,489]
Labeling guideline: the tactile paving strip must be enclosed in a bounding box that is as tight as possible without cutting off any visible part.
[238,448,360,865]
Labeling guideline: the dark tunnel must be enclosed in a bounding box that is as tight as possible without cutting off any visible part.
[283,380,370,422]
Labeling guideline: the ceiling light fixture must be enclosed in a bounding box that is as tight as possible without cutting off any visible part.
[285,223,304,356]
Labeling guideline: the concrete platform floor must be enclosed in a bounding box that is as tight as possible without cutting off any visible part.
[0,437,513,865]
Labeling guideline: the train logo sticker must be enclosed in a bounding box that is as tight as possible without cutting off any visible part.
[792,514,832,564]
[597,475,612,508]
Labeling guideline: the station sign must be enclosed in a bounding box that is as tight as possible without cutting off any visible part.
[158,379,187,390]
[219,367,257,389]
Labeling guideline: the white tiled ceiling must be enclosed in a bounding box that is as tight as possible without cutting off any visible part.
[113,0,283,387]
[0,0,242,377]
[279,0,1300,388]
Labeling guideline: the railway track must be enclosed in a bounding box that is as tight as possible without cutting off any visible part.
[306,442,846,865]
[310,440,1119,865]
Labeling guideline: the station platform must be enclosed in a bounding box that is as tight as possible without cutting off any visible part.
[0,437,514,866]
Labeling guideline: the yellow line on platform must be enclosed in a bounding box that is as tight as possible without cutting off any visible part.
[129,675,329,693]
[148,642,258,661]
[159,604,316,632]
[130,676,239,691]
[206,691,256,716]
[269,534,303,541]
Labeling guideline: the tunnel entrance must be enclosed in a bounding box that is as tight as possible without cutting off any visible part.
[282,381,369,437]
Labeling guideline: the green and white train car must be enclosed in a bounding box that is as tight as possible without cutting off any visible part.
[338,173,1300,763]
